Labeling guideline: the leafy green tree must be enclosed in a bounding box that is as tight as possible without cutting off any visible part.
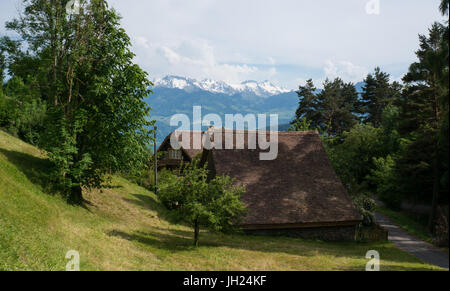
[0,74,39,141]
[159,161,246,247]
[379,104,403,154]
[399,22,449,232]
[326,123,384,190]
[5,0,154,203]
[360,67,402,127]
[368,155,402,209]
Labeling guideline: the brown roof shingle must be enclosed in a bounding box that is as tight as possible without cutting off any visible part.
[160,129,361,228]
[209,130,361,227]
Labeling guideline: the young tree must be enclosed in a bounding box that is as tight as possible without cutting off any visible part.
[158,161,246,247]
[5,0,154,203]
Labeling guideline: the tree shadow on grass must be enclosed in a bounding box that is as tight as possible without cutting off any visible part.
[111,175,439,270]
[107,224,439,270]
[107,229,198,253]
[0,148,93,211]
[0,148,52,191]
[122,193,173,221]
[102,184,124,190]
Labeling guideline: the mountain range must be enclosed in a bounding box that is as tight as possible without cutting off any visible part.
[153,76,292,98]
[147,76,298,144]
[146,75,365,145]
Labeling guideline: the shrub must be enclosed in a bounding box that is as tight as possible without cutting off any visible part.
[16,99,47,145]
[351,192,377,226]
[0,95,18,131]
[326,123,384,191]
[124,152,170,192]
[0,95,46,145]
[367,155,402,210]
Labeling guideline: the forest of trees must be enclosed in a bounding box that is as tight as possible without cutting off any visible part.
[290,0,449,238]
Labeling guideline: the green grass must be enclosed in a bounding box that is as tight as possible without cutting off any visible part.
[0,130,445,271]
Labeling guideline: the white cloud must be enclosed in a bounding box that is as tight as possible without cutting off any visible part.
[134,36,150,49]
[267,57,276,65]
[116,0,442,88]
[132,37,278,85]
[160,46,182,65]
[324,60,369,83]
[0,0,445,89]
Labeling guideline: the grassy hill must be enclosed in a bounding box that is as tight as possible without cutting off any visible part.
[0,130,443,271]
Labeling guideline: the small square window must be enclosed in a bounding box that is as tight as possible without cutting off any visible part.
[168,149,182,160]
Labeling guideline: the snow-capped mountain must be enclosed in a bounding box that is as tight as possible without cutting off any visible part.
[153,76,292,98]
[233,80,291,98]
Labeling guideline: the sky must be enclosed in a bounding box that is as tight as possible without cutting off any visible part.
[0,0,446,89]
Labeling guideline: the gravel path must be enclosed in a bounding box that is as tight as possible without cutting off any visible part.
[375,212,449,269]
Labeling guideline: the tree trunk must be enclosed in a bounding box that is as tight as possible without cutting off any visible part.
[194,218,199,247]
[428,79,441,234]
[69,184,83,205]
[428,153,440,234]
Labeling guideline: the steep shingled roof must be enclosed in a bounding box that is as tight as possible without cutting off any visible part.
[159,130,361,228]
[208,131,361,228]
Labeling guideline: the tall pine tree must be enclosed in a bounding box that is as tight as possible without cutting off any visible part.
[360,67,401,127]
[291,78,360,136]
[315,78,359,136]
[291,79,320,129]
[398,21,449,232]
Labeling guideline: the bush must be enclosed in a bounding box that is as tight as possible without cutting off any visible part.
[0,95,19,131]
[124,152,171,192]
[129,167,177,192]
[367,155,402,210]
[351,192,377,226]
[326,123,384,191]
[0,95,46,145]
[16,99,47,145]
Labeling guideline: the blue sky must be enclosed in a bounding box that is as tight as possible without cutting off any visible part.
[0,0,445,89]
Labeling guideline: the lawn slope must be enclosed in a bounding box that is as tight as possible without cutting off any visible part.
[0,131,444,270]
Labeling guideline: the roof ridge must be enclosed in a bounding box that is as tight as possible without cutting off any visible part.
[170,130,318,135]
